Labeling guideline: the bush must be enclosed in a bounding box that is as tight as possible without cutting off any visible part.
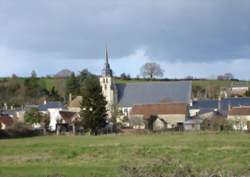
[0,122,42,139]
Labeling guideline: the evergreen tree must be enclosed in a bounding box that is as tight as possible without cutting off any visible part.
[80,75,107,135]
[66,73,80,97]
[24,71,40,100]
[42,86,64,102]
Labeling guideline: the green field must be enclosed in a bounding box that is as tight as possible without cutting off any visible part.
[0,133,250,177]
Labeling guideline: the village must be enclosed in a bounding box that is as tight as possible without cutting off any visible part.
[1,49,250,136]
[1,1,250,176]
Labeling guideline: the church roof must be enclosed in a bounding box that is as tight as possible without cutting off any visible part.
[116,81,192,107]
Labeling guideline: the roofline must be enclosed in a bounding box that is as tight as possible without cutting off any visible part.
[116,80,192,85]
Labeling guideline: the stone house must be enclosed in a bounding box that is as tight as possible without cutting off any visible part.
[129,103,188,130]
[227,106,250,130]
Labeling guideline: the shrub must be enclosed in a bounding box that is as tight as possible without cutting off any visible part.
[0,122,41,139]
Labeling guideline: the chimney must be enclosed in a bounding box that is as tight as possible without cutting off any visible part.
[69,93,72,104]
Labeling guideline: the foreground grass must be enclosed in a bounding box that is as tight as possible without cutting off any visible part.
[0,132,250,177]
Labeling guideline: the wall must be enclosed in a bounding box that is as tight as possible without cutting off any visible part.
[130,114,186,129]
[228,115,250,130]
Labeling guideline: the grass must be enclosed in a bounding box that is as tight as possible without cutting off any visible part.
[0,132,250,177]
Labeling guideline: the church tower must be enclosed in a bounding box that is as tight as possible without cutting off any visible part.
[99,47,117,118]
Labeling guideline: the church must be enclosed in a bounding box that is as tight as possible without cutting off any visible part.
[99,48,192,119]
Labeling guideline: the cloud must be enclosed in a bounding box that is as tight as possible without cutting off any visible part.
[0,0,250,78]
[0,0,249,62]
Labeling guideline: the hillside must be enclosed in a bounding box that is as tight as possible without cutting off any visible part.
[0,77,249,106]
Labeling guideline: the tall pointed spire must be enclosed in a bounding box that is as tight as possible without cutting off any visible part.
[105,46,109,64]
[102,47,113,76]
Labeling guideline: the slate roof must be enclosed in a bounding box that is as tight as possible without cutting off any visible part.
[231,81,249,88]
[131,103,188,118]
[38,102,64,111]
[192,97,250,115]
[116,81,192,107]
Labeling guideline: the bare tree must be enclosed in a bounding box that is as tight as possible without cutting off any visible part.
[140,62,164,79]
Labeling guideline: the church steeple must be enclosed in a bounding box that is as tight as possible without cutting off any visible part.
[102,47,113,77]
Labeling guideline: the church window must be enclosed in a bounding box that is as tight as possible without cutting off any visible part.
[104,84,107,90]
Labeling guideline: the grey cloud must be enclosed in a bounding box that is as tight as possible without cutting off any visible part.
[0,0,249,61]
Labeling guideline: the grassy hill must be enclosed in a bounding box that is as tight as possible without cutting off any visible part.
[0,133,250,177]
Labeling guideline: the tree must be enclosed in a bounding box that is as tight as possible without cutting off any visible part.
[80,75,107,135]
[217,73,234,80]
[24,108,42,127]
[140,62,164,79]
[24,71,40,100]
[31,70,37,78]
[65,73,79,100]
[120,73,131,80]
[24,108,50,135]
[42,86,63,102]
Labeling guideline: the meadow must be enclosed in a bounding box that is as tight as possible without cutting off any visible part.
[0,132,250,177]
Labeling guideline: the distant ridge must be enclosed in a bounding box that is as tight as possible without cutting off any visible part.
[54,69,74,78]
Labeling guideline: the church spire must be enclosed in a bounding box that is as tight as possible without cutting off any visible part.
[102,47,113,77]
[105,47,109,64]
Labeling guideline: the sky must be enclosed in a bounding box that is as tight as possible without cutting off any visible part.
[0,0,249,79]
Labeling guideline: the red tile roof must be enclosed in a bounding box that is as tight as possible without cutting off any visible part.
[228,106,250,116]
[0,116,14,127]
[131,103,188,118]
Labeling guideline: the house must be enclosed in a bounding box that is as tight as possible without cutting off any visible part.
[38,101,65,131]
[231,82,249,97]
[99,48,192,119]
[130,103,188,130]
[228,106,250,130]
[191,97,250,116]
[0,115,13,130]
